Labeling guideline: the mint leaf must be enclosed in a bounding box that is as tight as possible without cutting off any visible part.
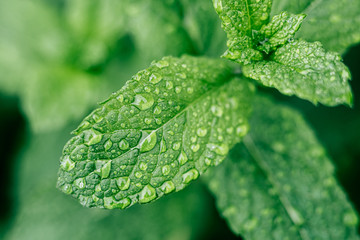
[255,12,306,53]
[6,129,211,240]
[125,0,194,63]
[65,0,126,68]
[271,0,312,15]
[213,0,272,64]
[272,0,360,54]
[22,67,108,133]
[180,0,227,56]
[243,39,352,106]
[205,94,360,240]
[57,56,254,209]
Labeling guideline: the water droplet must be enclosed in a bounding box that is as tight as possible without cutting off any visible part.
[343,212,358,226]
[226,127,234,134]
[175,86,182,93]
[208,143,229,156]
[182,169,199,184]
[144,118,152,125]
[172,142,181,151]
[144,86,151,92]
[116,177,130,190]
[191,144,200,152]
[187,87,194,94]
[155,60,169,68]
[236,124,249,137]
[139,185,157,203]
[119,139,129,150]
[260,12,268,21]
[104,140,113,151]
[149,73,162,84]
[160,139,167,153]
[74,178,86,189]
[95,184,102,192]
[62,184,72,194]
[140,131,157,152]
[160,181,175,194]
[139,162,148,171]
[204,158,212,166]
[178,150,188,165]
[196,128,208,137]
[85,129,103,146]
[191,136,197,143]
[116,94,124,102]
[135,171,143,178]
[167,130,174,136]
[92,113,103,123]
[211,105,223,117]
[155,118,162,125]
[176,73,186,79]
[166,81,173,89]
[104,196,131,209]
[153,105,162,115]
[101,161,112,178]
[132,93,154,110]
[154,88,160,94]
[60,156,75,171]
[77,121,90,132]
[162,165,171,175]
[243,218,258,231]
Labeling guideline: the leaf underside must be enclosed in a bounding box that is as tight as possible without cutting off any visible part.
[57,55,254,209]
[205,94,360,240]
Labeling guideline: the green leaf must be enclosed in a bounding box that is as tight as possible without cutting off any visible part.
[57,56,254,209]
[5,128,211,240]
[124,0,194,63]
[64,0,127,68]
[180,0,227,57]
[271,0,360,54]
[255,12,306,53]
[243,39,353,106]
[205,94,360,240]
[21,66,108,133]
[213,0,272,64]
[0,0,71,95]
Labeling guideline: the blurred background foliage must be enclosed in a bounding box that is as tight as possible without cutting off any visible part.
[0,0,358,239]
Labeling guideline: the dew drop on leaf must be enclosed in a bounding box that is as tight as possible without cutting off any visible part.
[191,144,200,152]
[162,165,171,175]
[160,181,175,194]
[119,139,130,150]
[140,131,157,152]
[172,142,181,150]
[139,185,157,203]
[196,127,208,137]
[116,177,130,191]
[149,73,162,84]
[211,105,224,117]
[178,150,188,165]
[182,169,199,184]
[60,155,75,171]
[132,93,154,110]
[74,178,86,189]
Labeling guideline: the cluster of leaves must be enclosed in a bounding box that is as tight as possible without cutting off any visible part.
[1,0,360,239]
[54,0,360,239]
